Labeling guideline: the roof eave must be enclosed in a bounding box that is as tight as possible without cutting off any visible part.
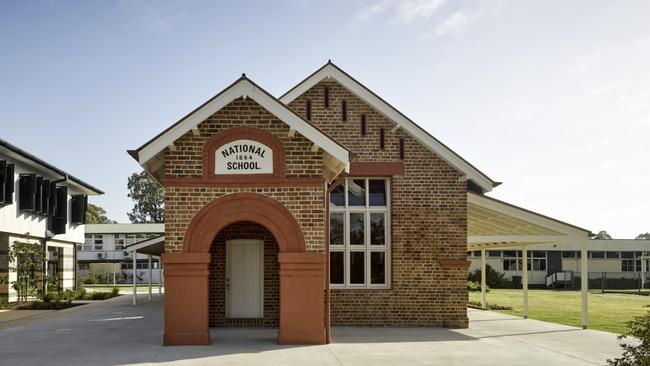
[0,138,103,195]
[279,61,498,193]
[130,76,351,175]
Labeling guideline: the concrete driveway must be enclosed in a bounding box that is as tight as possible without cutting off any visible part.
[0,294,623,365]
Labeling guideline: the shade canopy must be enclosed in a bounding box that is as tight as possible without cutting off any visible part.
[468,192,592,250]
[125,235,165,256]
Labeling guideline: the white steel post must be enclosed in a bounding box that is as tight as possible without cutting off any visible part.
[148,254,152,302]
[481,249,487,310]
[581,238,589,329]
[522,247,528,319]
[642,252,646,291]
[132,253,137,306]
[158,257,162,296]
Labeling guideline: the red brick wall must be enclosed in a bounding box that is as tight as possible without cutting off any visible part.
[209,221,279,326]
[288,80,469,327]
[163,81,469,329]
[164,98,323,179]
[163,98,325,254]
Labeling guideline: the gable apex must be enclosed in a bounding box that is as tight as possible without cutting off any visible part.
[279,61,499,193]
[130,75,350,178]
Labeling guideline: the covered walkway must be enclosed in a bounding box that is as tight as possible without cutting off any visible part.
[124,235,165,306]
[0,294,621,365]
[468,192,593,327]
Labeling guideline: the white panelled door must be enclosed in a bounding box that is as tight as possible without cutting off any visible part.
[226,240,264,318]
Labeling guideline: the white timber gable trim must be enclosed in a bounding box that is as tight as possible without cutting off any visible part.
[136,77,350,172]
[280,62,496,192]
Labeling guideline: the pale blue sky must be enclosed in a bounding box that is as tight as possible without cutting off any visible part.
[2,0,649,238]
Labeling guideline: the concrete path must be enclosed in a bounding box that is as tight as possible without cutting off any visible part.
[0,309,54,324]
[0,294,623,365]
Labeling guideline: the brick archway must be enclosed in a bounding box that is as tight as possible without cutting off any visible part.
[183,193,305,254]
[162,193,326,346]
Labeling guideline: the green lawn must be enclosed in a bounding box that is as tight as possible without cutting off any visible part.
[469,289,650,334]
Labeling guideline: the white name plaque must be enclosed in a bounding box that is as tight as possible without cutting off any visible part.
[215,139,273,174]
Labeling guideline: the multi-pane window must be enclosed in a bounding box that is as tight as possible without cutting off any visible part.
[622,259,642,272]
[93,235,103,250]
[329,178,390,288]
[502,251,546,271]
[123,260,158,270]
[83,234,103,250]
[114,234,126,251]
[125,234,136,246]
[83,234,93,251]
[589,251,605,259]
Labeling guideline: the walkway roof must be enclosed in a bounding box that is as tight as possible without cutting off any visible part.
[125,235,164,256]
[468,192,592,250]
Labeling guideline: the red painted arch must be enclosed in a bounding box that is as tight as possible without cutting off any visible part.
[183,193,306,253]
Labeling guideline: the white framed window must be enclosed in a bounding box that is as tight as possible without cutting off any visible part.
[93,235,103,251]
[622,258,642,272]
[114,234,125,251]
[502,251,546,271]
[125,233,136,246]
[83,234,93,251]
[329,178,390,289]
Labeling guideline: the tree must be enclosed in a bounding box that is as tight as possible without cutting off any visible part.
[636,233,650,240]
[608,312,650,366]
[127,171,164,223]
[594,230,613,240]
[7,241,44,302]
[86,204,117,224]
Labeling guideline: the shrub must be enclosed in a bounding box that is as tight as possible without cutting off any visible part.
[468,300,513,311]
[468,264,514,289]
[75,287,86,300]
[89,290,120,301]
[467,281,490,292]
[43,291,61,303]
[608,312,650,366]
[91,292,108,300]
[82,274,99,285]
[61,290,77,302]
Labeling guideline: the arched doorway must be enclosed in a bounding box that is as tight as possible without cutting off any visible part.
[209,221,279,327]
[162,193,326,346]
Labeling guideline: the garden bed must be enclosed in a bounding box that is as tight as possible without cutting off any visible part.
[0,287,121,311]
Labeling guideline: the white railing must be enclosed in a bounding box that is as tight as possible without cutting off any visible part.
[546,270,573,287]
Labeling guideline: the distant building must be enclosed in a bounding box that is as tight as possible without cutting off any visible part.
[0,138,102,302]
[79,223,164,284]
[468,239,650,287]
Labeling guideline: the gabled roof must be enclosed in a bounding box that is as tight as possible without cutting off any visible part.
[0,137,103,195]
[129,75,350,176]
[279,61,499,193]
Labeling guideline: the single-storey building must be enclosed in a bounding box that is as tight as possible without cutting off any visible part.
[128,61,592,346]
[0,138,102,302]
[468,239,650,287]
[79,223,164,284]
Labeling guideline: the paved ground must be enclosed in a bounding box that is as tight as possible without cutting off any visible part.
[0,309,54,324]
[0,294,623,365]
